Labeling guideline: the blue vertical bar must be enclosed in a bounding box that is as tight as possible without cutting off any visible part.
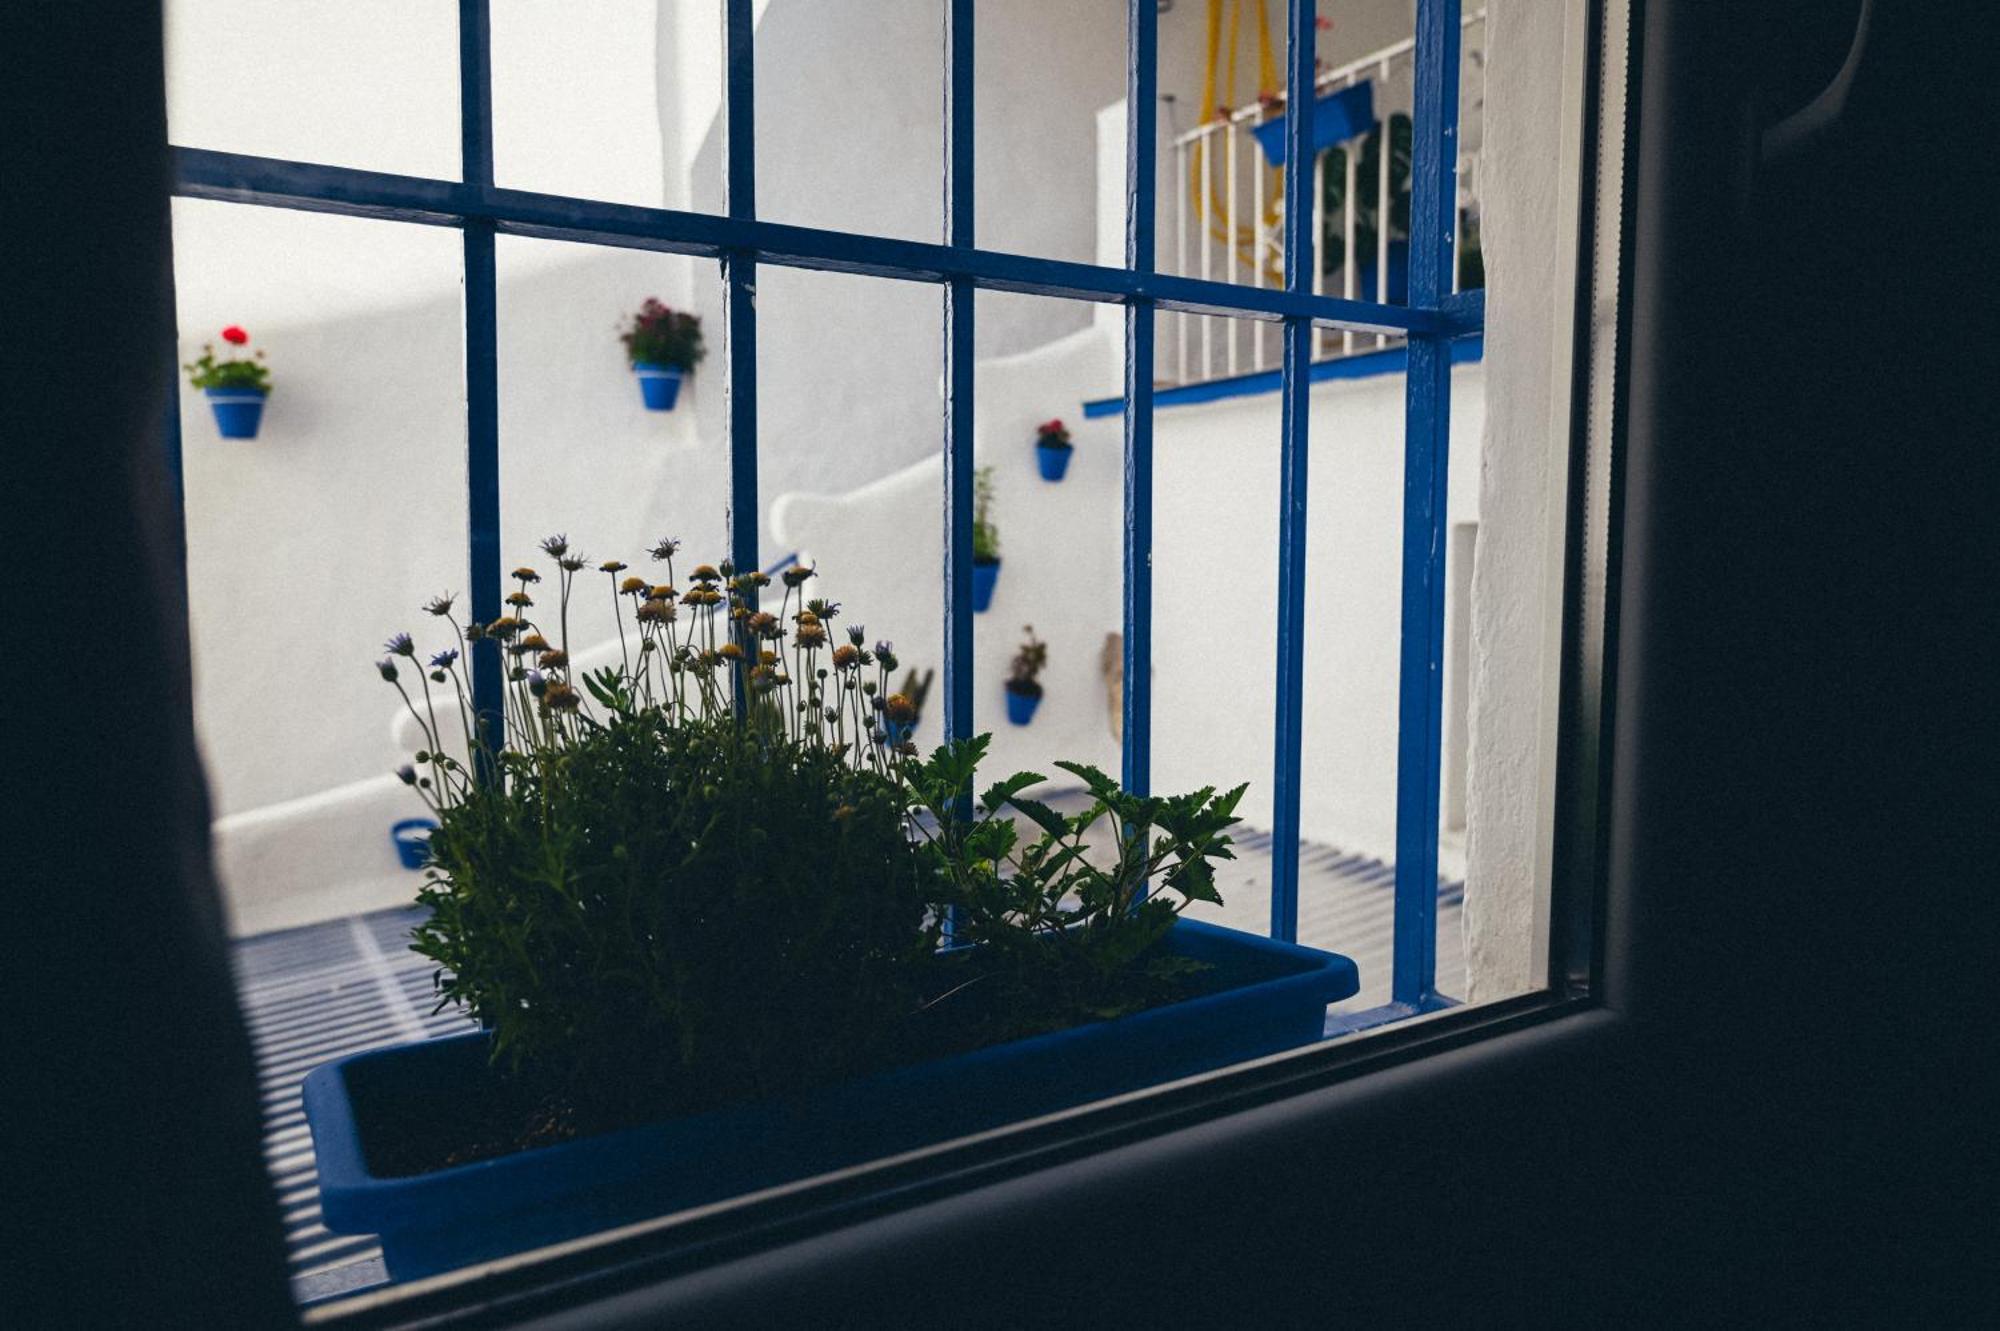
[1391,0,1461,1007]
[460,0,503,763]
[1121,0,1157,800]
[1268,0,1317,943]
[723,0,759,654]
[942,0,974,754]
[941,0,975,945]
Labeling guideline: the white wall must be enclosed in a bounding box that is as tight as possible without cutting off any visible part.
[677,0,1415,552]
[1150,363,1485,869]
[771,325,1129,788]
[1459,0,1594,1001]
[772,324,1485,869]
[175,206,726,821]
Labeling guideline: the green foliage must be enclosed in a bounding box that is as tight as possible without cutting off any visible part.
[380,535,1242,1139]
[1320,113,1484,292]
[413,712,933,1116]
[620,298,706,371]
[1320,113,1412,279]
[903,737,1247,1045]
[184,344,271,393]
[972,465,1000,563]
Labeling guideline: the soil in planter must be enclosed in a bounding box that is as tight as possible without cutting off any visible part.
[348,933,1266,1180]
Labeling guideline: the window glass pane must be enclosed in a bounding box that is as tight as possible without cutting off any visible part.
[973,3,1128,266]
[1150,312,1283,938]
[495,237,726,566]
[175,200,467,827]
[759,267,945,683]
[1458,7,1489,293]
[173,199,473,1297]
[753,0,943,240]
[1151,0,1294,296]
[492,1,713,210]
[165,0,460,179]
[1293,350,1481,1015]
[967,291,1121,776]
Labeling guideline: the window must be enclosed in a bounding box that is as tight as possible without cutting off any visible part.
[167,0,1619,1312]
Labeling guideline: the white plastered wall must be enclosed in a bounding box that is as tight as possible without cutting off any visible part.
[1459,0,1593,1000]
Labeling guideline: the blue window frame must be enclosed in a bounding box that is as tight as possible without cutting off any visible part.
[168,0,1480,1025]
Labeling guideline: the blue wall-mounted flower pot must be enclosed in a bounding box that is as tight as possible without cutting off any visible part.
[971,557,1000,612]
[1035,442,1072,481]
[390,818,438,870]
[205,387,268,439]
[1005,687,1042,726]
[633,361,683,411]
[303,919,1358,1281]
[1249,79,1376,166]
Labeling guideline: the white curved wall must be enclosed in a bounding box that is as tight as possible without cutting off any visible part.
[772,326,1129,787]
[773,326,1487,869]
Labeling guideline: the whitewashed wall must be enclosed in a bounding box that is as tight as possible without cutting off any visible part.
[168,0,1584,947]
[773,326,1486,874]
[1458,0,1594,1002]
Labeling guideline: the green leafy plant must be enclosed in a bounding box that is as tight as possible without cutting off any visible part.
[903,738,1245,1045]
[619,298,706,372]
[183,324,271,392]
[1005,625,1047,700]
[1320,114,1411,280]
[1320,113,1483,293]
[375,534,1240,1163]
[972,464,1000,564]
[383,541,925,1136]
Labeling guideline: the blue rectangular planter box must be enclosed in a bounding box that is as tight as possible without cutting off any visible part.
[303,918,1357,1281]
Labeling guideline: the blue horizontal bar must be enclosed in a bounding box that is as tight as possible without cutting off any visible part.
[1440,287,1485,336]
[1321,992,1459,1039]
[1081,333,1483,418]
[170,147,1436,335]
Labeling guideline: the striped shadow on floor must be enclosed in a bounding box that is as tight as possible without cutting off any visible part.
[230,906,472,1301]
[233,813,1463,1300]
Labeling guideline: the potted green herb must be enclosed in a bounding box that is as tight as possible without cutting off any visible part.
[1320,113,1411,304]
[1004,625,1046,725]
[972,464,1000,611]
[884,665,933,747]
[619,299,705,410]
[184,325,272,438]
[301,535,1357,1280]
[1034,418,1073,481]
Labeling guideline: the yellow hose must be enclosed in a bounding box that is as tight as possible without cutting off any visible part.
[1191,0,1287,282]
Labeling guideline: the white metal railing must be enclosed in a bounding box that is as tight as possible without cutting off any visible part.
[1168,10,1484,386]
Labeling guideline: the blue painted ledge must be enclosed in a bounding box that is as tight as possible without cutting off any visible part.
[1082,332,1483,419]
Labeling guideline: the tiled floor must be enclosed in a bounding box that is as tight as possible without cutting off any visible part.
[232,907,472,1300]
[234,805,1463,1301]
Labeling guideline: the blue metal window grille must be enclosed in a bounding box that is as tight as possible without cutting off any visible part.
[168,0,1482,1026]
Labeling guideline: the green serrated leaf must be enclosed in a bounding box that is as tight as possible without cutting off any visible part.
[1008,796,1069,839]
[1051,759,1121,800]
[979,769,1047,814]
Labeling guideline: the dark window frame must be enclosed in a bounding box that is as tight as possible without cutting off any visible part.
[162,2,1622,1320]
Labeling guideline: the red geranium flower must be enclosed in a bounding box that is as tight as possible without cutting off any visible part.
[221,325,249,345]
